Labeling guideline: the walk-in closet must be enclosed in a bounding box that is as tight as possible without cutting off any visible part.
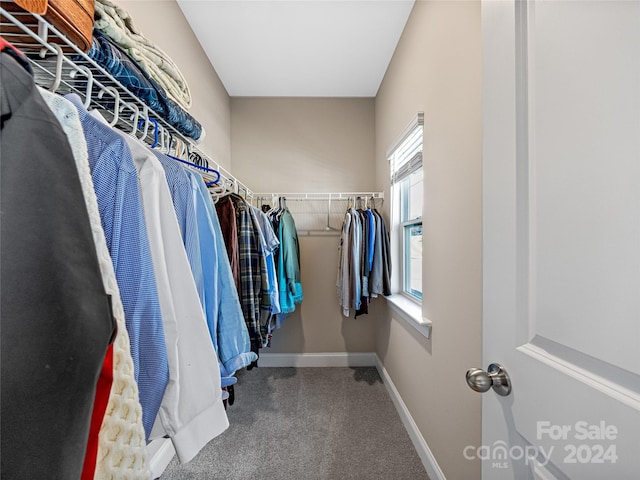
[0,0,481,478]
[6,1,636,479]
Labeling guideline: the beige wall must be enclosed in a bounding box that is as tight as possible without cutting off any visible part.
[117,0,232,168]
[374,1,482,479]
[231,97,379,353]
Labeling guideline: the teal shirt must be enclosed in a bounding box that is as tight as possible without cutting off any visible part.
[277,210,303,313]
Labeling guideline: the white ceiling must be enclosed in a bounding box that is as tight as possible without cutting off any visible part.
[177,0,415,97]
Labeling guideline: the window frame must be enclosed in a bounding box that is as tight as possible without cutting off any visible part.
[402,217,423,301]
[388,112,424,304]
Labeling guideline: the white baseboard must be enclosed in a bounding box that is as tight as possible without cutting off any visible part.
[147,438,176,479]
[374,355,446,480]
[258,352,377,367]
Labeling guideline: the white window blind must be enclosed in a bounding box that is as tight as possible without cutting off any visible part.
[389,112,424,185]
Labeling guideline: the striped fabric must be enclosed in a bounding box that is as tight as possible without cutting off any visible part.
[66,93,169,439]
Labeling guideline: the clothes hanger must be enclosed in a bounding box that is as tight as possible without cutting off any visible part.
[48,45,64,93]
[324,195,339,231]
[164,132,221,185]
[149,118,159,148]
[136,105,150,141]
[68,65,94,109]
[175,138,184,159]
[209,182,227,204]
[188,145,206,167]
[96,86,120,127]
[120,101,139,136]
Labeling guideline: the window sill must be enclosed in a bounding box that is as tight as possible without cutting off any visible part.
[385,294,432,339]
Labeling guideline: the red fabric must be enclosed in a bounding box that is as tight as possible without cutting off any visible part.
[0,36,32,73]
[81,343,114,480]
[0,37,22,57]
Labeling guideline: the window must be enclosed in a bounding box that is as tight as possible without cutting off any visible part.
[389,113,423,302]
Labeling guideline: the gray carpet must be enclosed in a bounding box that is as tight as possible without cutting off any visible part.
[160,367,430,480]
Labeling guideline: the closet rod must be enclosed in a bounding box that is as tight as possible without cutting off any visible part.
[252,192,384,201]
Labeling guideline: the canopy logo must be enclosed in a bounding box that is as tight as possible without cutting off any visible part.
[463,421,619,469]
[462,441,553,469]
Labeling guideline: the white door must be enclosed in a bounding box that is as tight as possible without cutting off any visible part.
[480,1,640,479]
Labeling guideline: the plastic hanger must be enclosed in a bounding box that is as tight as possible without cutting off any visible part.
[96,86,120,127]
[48,45,64,92]
[68,65,94,109]
[324,195,339,231]
[120,101,139,136]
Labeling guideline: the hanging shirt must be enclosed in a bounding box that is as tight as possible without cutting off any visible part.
[278,209,304,314]
[66,93,168,439]
[154,153,255,375]
[215,196,240,295]
[114,130,229,463]
[39,90,149,479]
[337,210,352,317]
[370,209,392,297]
[348,208,362,312]
[355,209,370,317]
[366,209,376,272]
[188,171,257,375]
[251,205,281,317]
[217,195,264,354]
[152,151,205,315]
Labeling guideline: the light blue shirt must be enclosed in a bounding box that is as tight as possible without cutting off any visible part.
[66,94,169,439]
[172,167,257,376]
[151,151,204,303]
[251,206,281,316]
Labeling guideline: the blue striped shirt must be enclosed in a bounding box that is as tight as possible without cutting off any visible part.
[151,151,204,304]
[66,94,169,438]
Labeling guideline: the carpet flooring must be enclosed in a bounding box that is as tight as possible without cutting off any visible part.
[160,367,430,480]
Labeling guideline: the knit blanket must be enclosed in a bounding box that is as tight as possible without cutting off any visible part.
[94,0,192,111]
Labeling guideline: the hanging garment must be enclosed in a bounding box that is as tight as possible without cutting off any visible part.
[355,209,370,318]
[217,194,265,356]
[277,208,304,314]
[38,88,150,480]
[154,151,255,377]
[337,206,362,317]
[66,93,169,439]
[187,169,257,375]
[246,205,272,345]
[215,195,240,294]
[1,51,115,479]
[150,151,203,298]
[250,205,281,341]
[366,209,376,272]
[337,209,352,317]
[370,209,392,297]
[110,125,229,463]
[337,205,390,316]
[348,208,363,312]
